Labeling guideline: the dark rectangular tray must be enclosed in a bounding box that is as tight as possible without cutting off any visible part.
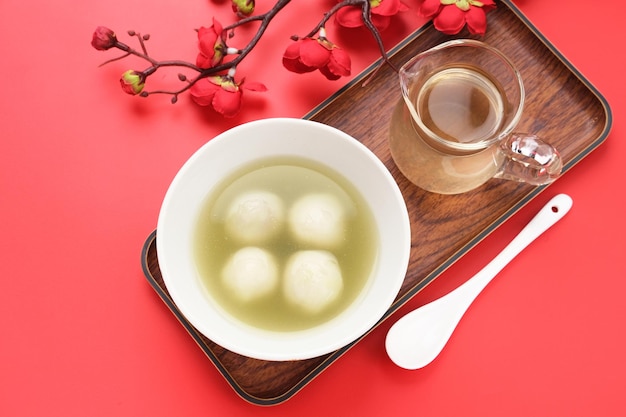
[141,0,611,406]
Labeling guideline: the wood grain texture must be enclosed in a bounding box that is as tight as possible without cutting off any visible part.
[141,1,610,405]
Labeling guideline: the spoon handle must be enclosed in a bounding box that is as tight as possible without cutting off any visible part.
[461,193,573,302]
[386,194,573,370]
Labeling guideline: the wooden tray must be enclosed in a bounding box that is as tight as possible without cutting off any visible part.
[141,0,611,406]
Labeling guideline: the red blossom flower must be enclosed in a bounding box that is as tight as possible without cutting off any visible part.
[335,0,409,31]
[91,26,117,50]
[189,75,267,118]
[196,18,227,68]
[419,0,496,35]
[282,37,351,81]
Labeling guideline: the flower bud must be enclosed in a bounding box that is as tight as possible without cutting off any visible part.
[231,0,255,16]
[91,26,117,50]
[120,70,145,95]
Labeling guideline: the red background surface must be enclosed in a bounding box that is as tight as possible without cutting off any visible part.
[1,0,624,415]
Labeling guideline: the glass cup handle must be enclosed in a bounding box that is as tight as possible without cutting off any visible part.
[495,133,563,186]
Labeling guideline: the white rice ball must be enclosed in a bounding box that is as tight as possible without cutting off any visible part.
[288,193,345,248]
[283,250,343,314]
[225,191,284,244]
[222,247,279,302]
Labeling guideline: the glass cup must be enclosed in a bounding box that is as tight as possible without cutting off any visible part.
[389,39,562,195]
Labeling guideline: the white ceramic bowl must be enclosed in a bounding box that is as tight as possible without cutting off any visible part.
[157,118,410,361]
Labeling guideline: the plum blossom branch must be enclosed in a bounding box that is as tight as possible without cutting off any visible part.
[302,0,369,37]
[298,0,398,77]
[92,0,496,117]
[209,0,293,74]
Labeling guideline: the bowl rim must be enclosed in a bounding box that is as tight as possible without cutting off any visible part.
[156,118,411,361]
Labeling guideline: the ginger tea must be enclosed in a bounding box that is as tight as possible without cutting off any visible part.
[417,67,505,144]
[390,66,509,194]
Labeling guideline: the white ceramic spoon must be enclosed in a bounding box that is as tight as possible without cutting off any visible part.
[385,193,573,370]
